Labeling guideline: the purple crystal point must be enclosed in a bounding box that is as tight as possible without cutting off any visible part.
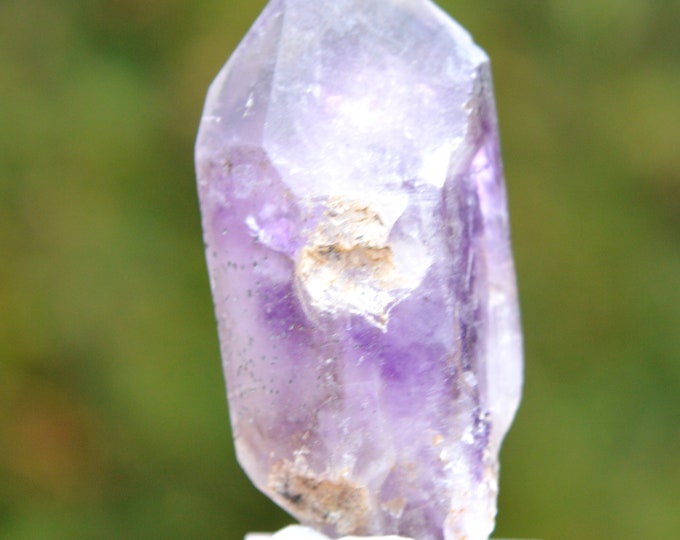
[195,1,522,539]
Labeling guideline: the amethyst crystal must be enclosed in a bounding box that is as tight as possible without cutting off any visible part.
[195,1,522,539]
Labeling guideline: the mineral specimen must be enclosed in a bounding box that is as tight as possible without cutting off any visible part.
[195,1,523,539]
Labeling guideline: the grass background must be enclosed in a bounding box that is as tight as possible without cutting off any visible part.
[1,0,679,539]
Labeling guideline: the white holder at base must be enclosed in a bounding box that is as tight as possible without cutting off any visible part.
[246,525,413,540]
[245,525,537,540]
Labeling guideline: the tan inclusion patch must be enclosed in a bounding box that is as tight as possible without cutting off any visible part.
[269,459,370,536]
[295,196,420,329]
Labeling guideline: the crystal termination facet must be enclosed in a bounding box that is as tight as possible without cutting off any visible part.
[195,1,523,539]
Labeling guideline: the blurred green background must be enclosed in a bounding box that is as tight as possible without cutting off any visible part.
[1,0,678,539]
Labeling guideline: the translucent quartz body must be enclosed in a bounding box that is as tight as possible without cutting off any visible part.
[195,1,523,539]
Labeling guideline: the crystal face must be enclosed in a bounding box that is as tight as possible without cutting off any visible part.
[195,1,522,539]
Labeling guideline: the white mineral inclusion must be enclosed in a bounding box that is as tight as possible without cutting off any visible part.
[295,195,430,329]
